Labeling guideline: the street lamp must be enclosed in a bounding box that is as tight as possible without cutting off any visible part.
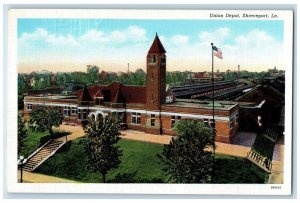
[18,155,27,183]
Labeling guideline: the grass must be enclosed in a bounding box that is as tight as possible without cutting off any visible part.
[20,129,48,157]
[36,138,167,183]
[213,154,267,183]
[36,138,267,183]
[252,133,275,159]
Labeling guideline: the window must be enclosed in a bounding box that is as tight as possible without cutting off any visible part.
[150,55,156,63]
[136,113,141,124]
[27,104,32,110]
[151,114,155,126]
[171,115,181,128]
[235,114,239,125]
[131,113,136,124]
[82,110,87,120]
[71,107,78,114]
[204,118,209,126]
[64,107,71,116]
[78,109,81,119]
[161,56,166,64]
[210,119,215,128]
[229,117,234,129]
[171,116,176,128]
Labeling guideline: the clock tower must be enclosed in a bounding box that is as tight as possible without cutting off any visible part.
[145,33,166,134]
[146,33,167,110]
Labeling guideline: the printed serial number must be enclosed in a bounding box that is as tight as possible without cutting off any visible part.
[271,186,282,189]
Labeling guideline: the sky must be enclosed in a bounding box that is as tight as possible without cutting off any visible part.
[17,19,284,73]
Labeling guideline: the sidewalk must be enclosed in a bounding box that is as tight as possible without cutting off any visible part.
[57,125,251,158]
[121,130,250,158]
[18,170,79,183]
[55,124,85,141]
[268,138,284,184]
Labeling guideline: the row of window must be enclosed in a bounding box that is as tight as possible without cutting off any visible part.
[131,113,216,128]
[27,103,238,129]
[63,107,79,116]
[131,113,157,126]
[149,55,166,64]
[130,113,239,129]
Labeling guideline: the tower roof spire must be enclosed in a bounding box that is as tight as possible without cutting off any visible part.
[148,33,166,54]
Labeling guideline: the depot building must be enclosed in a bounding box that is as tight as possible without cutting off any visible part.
[24,34,239,143]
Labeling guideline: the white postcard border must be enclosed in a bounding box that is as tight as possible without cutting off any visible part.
[6,9,294,195]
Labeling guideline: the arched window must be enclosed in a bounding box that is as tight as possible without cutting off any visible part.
[161,56,166,64]
[150,55,156,63]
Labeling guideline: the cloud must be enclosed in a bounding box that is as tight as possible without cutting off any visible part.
[19,25,148,48]
[235,29,274,46]
[170,35,189,46]
[198,27,231,46]
[19,28,80,47]
[81,29,108,43]
[18,26,283,73]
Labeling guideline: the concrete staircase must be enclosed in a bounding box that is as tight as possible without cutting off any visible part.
[246,150,272,173]
[23,137,66,172]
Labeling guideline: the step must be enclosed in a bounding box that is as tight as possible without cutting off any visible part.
[45,142,61,147]
[24,138,66,172]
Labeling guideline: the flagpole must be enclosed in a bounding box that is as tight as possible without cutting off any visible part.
[211,42,215,157]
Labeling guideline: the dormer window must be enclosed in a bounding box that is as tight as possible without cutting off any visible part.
[150,55,156,63]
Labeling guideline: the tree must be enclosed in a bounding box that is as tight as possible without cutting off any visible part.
[158,120,215,183]
[87,65,100,84]
[18,113,27,155]
[84,115,123,183]
[28,106,63,137]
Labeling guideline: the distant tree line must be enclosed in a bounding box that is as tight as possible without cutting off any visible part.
[18,65,272,110]
[223,70,271,81]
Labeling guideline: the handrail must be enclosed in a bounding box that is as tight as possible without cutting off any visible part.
[26,139,53,160]
[247,150,273,173]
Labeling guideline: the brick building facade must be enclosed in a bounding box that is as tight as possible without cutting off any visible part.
[23,34,239,143]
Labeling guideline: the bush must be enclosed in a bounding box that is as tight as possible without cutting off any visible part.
[57,141,72,153]
[39,135,51,147]
[81,120,89,128]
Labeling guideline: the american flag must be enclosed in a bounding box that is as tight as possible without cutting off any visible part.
[212,45,223,59]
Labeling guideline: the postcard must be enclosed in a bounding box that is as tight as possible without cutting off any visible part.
[6,9,293,195]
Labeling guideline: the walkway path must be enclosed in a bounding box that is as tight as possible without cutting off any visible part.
[120,130,172,144]
[18,170,79,183]
[57,125,251,158]
[55,124,85,141]
[121,130,250,158]
[268,138,284,184]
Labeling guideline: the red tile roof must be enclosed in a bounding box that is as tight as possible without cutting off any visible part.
[148,33,166,54]
[122,85,146,104]
[73,82,146,104]
[78,86,94,102]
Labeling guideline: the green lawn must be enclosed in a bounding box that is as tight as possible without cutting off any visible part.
[36,138,267,183]
[20,129,48,157]
[213,154,267,183]
[36,138,167,183]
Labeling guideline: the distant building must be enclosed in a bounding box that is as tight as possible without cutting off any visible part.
[268,66,285,77]
[192,71,223,83]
